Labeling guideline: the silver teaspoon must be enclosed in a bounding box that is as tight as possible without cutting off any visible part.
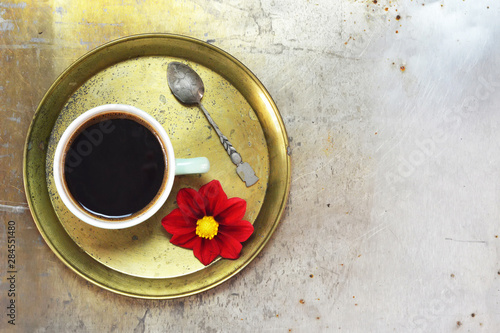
[167,62,259,187]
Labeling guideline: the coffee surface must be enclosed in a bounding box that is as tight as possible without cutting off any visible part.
[64,117,166,218]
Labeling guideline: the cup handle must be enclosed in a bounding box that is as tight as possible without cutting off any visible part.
[175,157,210,175]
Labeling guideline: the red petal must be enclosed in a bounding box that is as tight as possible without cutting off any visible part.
[161,208,196,235]
[219,220,254,242]
[198,180,227,216]
[193,238,220,266]
[215,233,243,259]
[214,197,247,225]
[170,232,199,249]
[177,188,206,220]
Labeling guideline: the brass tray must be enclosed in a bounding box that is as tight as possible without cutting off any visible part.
[23,34,290,299]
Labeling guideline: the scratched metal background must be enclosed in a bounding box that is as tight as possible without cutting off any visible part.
[1,0,500,332]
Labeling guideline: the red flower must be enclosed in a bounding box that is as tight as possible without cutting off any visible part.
[161,180,254,266]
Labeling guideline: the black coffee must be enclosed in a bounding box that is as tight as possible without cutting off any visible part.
[64,115,166,219]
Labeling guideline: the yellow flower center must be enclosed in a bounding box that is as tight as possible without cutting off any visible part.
[196,216,219,240]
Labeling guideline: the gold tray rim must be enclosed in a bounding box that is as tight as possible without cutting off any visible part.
[23,33,290,299]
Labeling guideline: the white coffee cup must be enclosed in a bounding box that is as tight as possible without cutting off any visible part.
[53,104,209,229]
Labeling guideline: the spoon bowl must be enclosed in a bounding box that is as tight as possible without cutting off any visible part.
[167,62,204,105]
